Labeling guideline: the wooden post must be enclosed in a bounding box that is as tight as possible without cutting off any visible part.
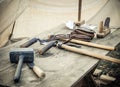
[75,0,84,26]
[99,21,104,33]
[78,0,82,22]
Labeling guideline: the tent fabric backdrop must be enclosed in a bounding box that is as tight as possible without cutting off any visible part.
[8,0,120,39]
[0,0,28,47]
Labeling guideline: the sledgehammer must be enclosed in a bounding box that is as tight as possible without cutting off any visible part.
[10,48,46,83]
[10,48,34,82]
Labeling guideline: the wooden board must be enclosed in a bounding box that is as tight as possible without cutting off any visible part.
[0,25,120,87]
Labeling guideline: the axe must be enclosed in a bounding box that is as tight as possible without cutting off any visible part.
[39,41,120,64]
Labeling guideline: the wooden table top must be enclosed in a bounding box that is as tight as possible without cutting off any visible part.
[0,25,120,87]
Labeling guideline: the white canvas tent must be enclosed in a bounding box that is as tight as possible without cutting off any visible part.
[0,0,120,47]
[0,0,28,47]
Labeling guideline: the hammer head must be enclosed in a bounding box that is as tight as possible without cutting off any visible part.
[10,48,34,63]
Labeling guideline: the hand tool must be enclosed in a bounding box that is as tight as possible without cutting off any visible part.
[61,39,115,51]
[97,17,111,38]
[58,43,120,64]
[20,37,47,48]
[38,41,57,55]
[38,40,81,55]
[39,42,120,64]
[27,63,45,79]
[20,38,46,79]
[48,28,95,42]
[48,35,115,51]
[20,38,38,47]
[10,48,34,82]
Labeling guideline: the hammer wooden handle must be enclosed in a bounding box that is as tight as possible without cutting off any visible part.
[20,38,38,48]
[39,41,57,55]
[62,39,114,51]
[14,55,24,82]
[33,66,46,79]
[61,44,120,64]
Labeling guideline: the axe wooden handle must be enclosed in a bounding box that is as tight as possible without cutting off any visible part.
[62,39,115,51]
[20,38,38,47]
[39,41,57,55]
[33,66,46,79]
[61,44,120,64]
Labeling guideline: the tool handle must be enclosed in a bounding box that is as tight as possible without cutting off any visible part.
[62,39,114,51]
[33,66,45,79]
[39,41,57,55]
[99,21,104,33]
[14,55,24,82]
[20,38,38,47]
[61,44,120,64]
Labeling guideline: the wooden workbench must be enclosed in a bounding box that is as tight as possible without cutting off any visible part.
[0,25,120,87]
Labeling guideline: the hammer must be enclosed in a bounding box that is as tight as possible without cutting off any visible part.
[10,48,45,82]
[48,35,115,51]
[10,48,34,82]
[39,41,120,64]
